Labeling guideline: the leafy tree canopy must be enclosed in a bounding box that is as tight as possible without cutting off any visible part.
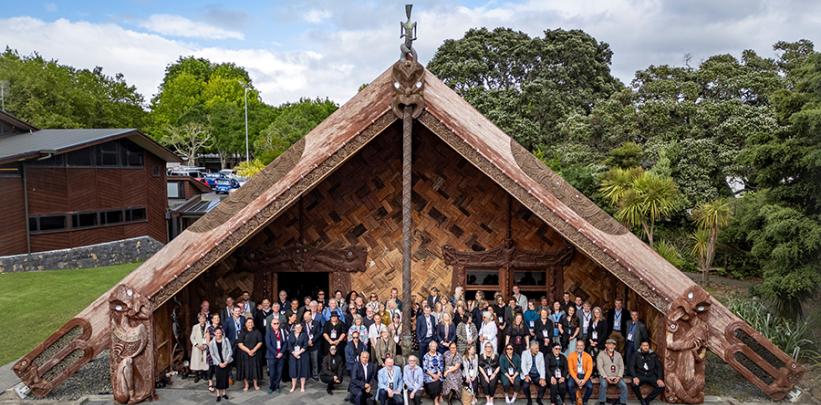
[0,48,146,128]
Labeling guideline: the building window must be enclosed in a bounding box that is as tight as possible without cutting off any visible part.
[120,140,144,167]
[102,210,124,224]
[97,143,120,166]
[67,149,95,166]
[31,206,147,234]
[125,207,146,222]
[167,181,183,198]
[466,269,501,286]
[71,212,98,228]
[512,270,546,286]
[29,215,67,232]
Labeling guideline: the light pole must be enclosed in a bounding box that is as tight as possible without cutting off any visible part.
[239,80,250,163]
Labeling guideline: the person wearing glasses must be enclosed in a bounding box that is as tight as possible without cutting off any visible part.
[546,343,568,405]
[478,342,499,405]
[403,355,425,405]
[499,344,521,404]
[265,318,288,394]
[320,344,345,395]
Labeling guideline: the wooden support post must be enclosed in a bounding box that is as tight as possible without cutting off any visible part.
[401,105,413,335]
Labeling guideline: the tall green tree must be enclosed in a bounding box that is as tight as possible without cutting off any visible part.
[691,198,733,283]
[428,27,620,149]
[0,48,146,128]
[253,98,337,164]
[148,56,274,166]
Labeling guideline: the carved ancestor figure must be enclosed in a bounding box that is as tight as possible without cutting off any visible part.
[663,286,711,403]
[109,284,155,404]
[391,4,425,119]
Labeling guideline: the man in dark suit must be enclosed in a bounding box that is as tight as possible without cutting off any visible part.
[222,306,245,381]
[265,318,288,393]
[425,287,442,309]
[606,298,629,351]
[303,310,322,380]
[349,351,377,405]
[625,310,649,369]
[221,296,236,325]
[415,305,436,359]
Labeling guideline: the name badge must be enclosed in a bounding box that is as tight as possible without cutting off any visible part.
[529,321,535,328]
[498,316,503,323]
[294,345,301,352]
[276,340,281,349]
[508,367,514,375]
[554,369,561,378]
[486,368,493,376]
[610,364,616,373]
[542,330,549,337]
[627,333,633,341]
[331,330,337,339]
[643,362,649,371]
[578,365,584,375]
[592,331,597,340]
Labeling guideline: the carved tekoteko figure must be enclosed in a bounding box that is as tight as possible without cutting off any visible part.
[663,286,711,403]
[392,4,425,119]
[109,284,155,404]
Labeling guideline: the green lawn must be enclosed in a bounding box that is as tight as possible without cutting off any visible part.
[0,262,141,365]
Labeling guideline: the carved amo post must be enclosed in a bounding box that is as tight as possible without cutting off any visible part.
[392,4,425,353]
[662,286,711,404]
[109,284,155,405]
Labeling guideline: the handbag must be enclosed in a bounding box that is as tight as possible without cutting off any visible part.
[461,385,474,405]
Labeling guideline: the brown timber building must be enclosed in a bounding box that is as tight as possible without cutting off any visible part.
[0,111,178,255]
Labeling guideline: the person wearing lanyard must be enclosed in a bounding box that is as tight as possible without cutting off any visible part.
[606,299,628,352]
[377,357,403,405]
[629,341,664,405]
[320,344,345,395]
[545,343,568,405]
[499,344,521,404]
[578,302,593,342]
[404,355,425,405]
[597,338,627,405]
[303,311,321,381]
[478,342,500,405]
[523,301,539,337]
[456,314,478,356]
[566,340,593,404]
[520,341,547,405]
[534,308,554,357]
[549,302,564,345]
[416,305,437,360]
[264,319,287,394]
[625,310,649,367]
[463,345,479,399]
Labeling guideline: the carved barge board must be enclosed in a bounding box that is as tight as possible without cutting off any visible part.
[15,66,804,401]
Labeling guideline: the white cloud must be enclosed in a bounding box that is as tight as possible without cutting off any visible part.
[139,14,244,40]
[303,9,331,24]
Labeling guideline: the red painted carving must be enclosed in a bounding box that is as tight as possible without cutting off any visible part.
[109,285,155,404]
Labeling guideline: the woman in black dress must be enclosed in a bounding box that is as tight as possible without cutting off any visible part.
[478,342,499,404]
[208,328,233,402]
[288,322,310,392]
[237,318,263,391]
[505,313,529,355]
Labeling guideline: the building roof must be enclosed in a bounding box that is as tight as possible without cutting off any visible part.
[0,110,38,132]
[17,64,802,399]
[0,127,179,165]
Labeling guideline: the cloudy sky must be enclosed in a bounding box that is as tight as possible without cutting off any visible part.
[2,0,819,106]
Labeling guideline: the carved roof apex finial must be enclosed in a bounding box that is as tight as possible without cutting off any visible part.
[400,4,417,62]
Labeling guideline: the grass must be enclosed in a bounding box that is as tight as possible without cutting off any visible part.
[0,262,141,365]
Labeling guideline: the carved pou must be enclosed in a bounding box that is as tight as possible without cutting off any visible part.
[663,286,711,403]
[109,285,155,405]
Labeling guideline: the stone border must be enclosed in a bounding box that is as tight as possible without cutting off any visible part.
[0,237,163,273]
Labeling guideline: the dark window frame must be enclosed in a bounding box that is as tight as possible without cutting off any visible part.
[29,206,148,235]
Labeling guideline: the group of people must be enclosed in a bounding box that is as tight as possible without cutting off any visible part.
[188,286,665,405]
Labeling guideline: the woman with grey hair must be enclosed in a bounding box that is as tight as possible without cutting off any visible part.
[478,311,498,353]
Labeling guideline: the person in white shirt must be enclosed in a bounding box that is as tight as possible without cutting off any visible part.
[369,313,387,349]
[479,311,498,354]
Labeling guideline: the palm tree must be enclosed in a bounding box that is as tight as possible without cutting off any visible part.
[691,198,733,284]
[611,171,682,246]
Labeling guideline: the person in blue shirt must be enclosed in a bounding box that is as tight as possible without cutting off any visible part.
[322,299,346,324]
[403,355,424,405]
[377,357,403,405]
